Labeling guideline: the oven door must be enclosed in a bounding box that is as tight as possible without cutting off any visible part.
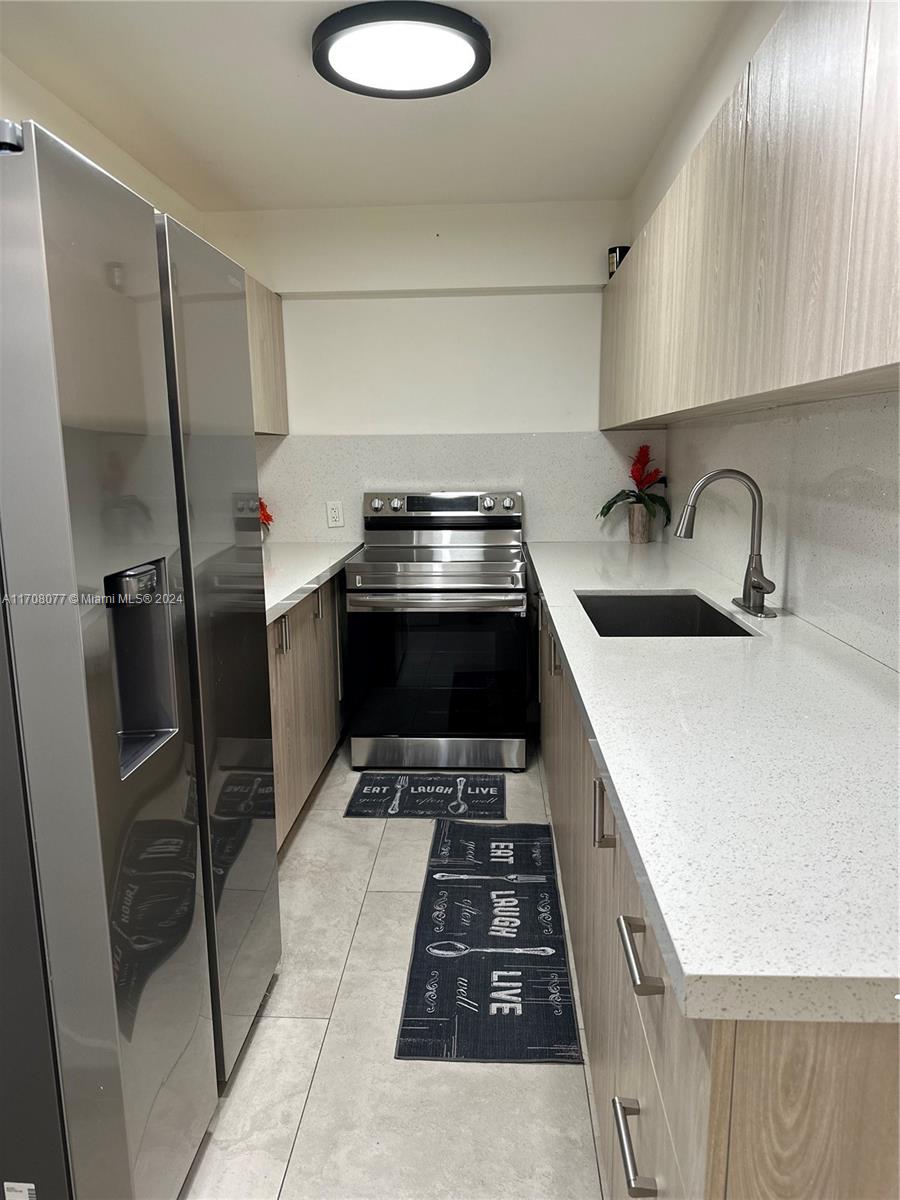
[345,591,529,752]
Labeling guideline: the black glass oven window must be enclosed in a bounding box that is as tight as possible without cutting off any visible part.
[345,610,528,738]
[406,495,478,513]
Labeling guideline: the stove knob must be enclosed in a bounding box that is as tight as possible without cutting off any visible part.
[390,497,404,511]
[502,496,516,510]
[482,496,495,511]
[370,497,384,511]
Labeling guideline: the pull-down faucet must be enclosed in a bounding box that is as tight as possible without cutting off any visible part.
[674,469,777,618]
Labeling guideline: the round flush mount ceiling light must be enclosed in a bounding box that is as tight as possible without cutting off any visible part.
[312,1,491,99]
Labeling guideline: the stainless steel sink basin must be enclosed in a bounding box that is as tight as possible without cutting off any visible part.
[577,592,751,637]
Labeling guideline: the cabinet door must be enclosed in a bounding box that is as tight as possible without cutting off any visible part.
[727,1020,900,1200]
[246,273,289,435]
[311,577,341,775]
[600,238,642,429]
[268,615,302,848]
[609,860,684,1200]
[540,609,563,806]
[582,765,620,1188]
[735,2,870,396]
[675,73,748,410]
[842,0,899,374]
[635,171,688,422]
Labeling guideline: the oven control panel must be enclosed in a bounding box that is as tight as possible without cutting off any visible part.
[364,490,523,517]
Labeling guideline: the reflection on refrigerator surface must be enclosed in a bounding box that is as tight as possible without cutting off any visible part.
[162,215,280,1084]
[37,125,218,1197]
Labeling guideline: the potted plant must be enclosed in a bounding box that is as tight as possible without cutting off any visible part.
[599,444,671,544]
[259,497,274,540]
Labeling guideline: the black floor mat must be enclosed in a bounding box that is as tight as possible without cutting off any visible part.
[396,821,582,1063]
[345,773,506,819]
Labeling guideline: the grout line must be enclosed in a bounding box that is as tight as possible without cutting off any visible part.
[276,812,388,1200]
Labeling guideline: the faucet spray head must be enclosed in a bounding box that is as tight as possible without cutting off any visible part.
[674,504,696,539]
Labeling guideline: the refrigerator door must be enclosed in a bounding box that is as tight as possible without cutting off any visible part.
[0,124,217,1198]
[0,577,72,1199]
[158,215,281,1081]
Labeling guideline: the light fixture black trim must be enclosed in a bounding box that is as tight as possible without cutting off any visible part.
[312,1,491,99]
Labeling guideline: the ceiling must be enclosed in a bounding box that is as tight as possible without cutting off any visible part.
[0,1,733,212]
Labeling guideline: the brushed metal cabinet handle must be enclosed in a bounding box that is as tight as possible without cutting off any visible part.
[315,587,324,620]
[549,631,562,676]
[616,915,664,996]
[612,1097,657,1198]
[592,778,616,848]
[278,613,291,654]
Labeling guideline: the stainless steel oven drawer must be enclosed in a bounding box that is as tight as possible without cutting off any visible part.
[346,591,527,614]
[345,564,525,591]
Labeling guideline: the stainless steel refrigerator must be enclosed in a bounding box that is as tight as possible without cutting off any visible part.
[0,121,280,1199]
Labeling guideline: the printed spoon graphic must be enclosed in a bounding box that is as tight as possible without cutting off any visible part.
[447,776,468,815]
[426,940,555,958]
[433,873,548,882]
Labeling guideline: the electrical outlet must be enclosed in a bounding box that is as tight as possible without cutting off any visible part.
[326,500,344,529]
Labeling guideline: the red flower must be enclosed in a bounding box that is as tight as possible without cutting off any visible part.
[628,445,664,491]
[629,444,652,487]
[259,498,274,527]
[638,467,663,490]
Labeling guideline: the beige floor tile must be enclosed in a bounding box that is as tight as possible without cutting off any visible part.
[267,807,385,1017]
[367,818,434,892]
[180,1016,326,1200]
[279,892,601,1200]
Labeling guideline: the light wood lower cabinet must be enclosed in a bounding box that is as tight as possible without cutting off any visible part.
[540,608,899,1200]
[267,578,341,846]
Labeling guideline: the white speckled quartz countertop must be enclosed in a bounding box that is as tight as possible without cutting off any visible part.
[528,541,899,1023]
[264,541,361,624]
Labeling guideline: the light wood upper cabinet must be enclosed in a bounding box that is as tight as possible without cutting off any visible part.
[734,1,870,398]
[246,273,289,435]
[675,73,748,412]
[600,2,898,431]
[842,0,900,375]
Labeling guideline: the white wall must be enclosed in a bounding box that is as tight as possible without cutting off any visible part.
[202,200,629,295]
[664,392,899,670]
[205,200,629,437]
[630,2,782,229]
[0,54,204,233]
[283,291,603,435]
[257,428,666,543]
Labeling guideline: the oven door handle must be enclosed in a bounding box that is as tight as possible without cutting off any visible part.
[346,591,527,615]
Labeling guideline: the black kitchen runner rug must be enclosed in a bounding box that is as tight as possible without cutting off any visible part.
[345,773,505,819]
[396,820,582,1063]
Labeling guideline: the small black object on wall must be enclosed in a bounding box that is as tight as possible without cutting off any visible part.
[608,245,631,278]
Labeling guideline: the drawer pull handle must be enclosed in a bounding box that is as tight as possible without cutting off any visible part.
[549,631,562,676]
[278,613,291,654]
[612,1097,657,1198]
[315,588,324,620]
[592,778,616,848]
[617,915,664,996]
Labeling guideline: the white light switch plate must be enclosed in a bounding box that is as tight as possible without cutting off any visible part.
[326,500,344,528]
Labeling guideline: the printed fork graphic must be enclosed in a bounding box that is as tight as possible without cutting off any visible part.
[388,775,408,815]
[432,873,548,883]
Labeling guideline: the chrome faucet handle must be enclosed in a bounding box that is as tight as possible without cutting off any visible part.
[751,571,776,595]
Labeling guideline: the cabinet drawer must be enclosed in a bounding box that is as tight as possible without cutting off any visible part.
[615,851,733,1199]
[611,986,684,1199]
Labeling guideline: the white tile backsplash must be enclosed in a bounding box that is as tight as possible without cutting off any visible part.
[256,430,668,543]
[664,391,899,669]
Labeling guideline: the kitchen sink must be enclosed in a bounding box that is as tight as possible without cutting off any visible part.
[577,592,751,637]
